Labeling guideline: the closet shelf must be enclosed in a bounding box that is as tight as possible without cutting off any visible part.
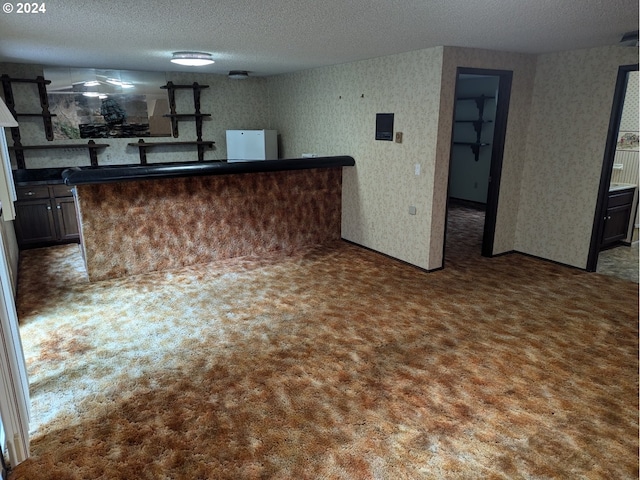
[453,142,491,162]
[453,93,495,161]
[453,142,491,147]
[456,95,496,101]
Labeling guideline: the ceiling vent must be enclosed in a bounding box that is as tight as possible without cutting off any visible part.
[620,30,639,47]
[228,70,249,80]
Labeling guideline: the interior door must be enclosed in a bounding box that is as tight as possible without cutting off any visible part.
[444,67,513,264]
[587,63,639,271]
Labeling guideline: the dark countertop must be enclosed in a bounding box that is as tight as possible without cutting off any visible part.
[61,156,355,186]
[13,167,68,185]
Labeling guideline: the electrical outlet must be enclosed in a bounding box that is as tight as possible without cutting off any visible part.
[395,132,403,143]
[408,205,417,215]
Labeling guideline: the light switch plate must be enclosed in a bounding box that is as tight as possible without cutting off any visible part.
[408,205,417,215]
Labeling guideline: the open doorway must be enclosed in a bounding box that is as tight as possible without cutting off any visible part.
[588,63,639,281]
[443,68,512,267]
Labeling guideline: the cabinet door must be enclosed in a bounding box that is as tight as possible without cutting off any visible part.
[601,204,632,247]
[14,200,57,246]
[54,197,79,242]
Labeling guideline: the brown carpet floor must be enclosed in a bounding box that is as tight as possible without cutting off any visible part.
[9,205,639,479]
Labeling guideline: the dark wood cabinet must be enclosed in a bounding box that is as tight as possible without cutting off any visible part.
[601,187,636,248]
[14,199,57,245]
[14,184,79,248]
[53,197,79,242]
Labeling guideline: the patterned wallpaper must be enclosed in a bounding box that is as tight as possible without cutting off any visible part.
[2,44,636,272]
[619,71,639,132]
[611,150,639,186]
[267,47,539,270]
[515,46,638,268]
[268,48,445,269]
[0,63,272,168]
[269,45,632,271]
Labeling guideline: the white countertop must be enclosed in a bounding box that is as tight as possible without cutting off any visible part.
[609,182,637,192]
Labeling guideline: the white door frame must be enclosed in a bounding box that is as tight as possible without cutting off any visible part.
[0,120,29,466]
[0,225,29,466]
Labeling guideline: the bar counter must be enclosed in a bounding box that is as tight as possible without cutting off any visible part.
[62,156,355,185]
[64,156,355,281]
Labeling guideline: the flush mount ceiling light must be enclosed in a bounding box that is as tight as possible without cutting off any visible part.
[228,70,249,80]
[171,52,215,66]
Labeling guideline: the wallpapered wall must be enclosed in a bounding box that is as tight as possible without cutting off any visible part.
[267,46,539,270]
[267,47,537,270]
[0,63,272,168]
[515,46,638,269]
[268,48,445,269]
[619,70,639,132]
[2,44,636,271]
[267,45,632,270]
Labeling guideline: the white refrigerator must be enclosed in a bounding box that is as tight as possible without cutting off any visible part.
[226,130,278,162]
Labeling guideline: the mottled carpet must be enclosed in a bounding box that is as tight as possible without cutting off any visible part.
[597,241,639,283]
[9,205,639,479]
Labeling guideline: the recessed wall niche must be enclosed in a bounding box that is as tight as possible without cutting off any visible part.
[44,67,171,139]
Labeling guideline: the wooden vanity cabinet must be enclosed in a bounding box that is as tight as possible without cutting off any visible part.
[14,184,79,248]
[601,187,635,248]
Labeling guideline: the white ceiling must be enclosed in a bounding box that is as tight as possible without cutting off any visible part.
[0,0,637,76]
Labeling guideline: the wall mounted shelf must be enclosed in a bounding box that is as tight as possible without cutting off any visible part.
[127,139,215,164]
[454,95,495,161]
[456,95,495,113]
[1,74,57,167]
[453,142,491,160]
[160,82,210,139]
[9,140,110,167]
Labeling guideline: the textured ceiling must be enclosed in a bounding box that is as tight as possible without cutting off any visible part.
[0,0,637,76]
